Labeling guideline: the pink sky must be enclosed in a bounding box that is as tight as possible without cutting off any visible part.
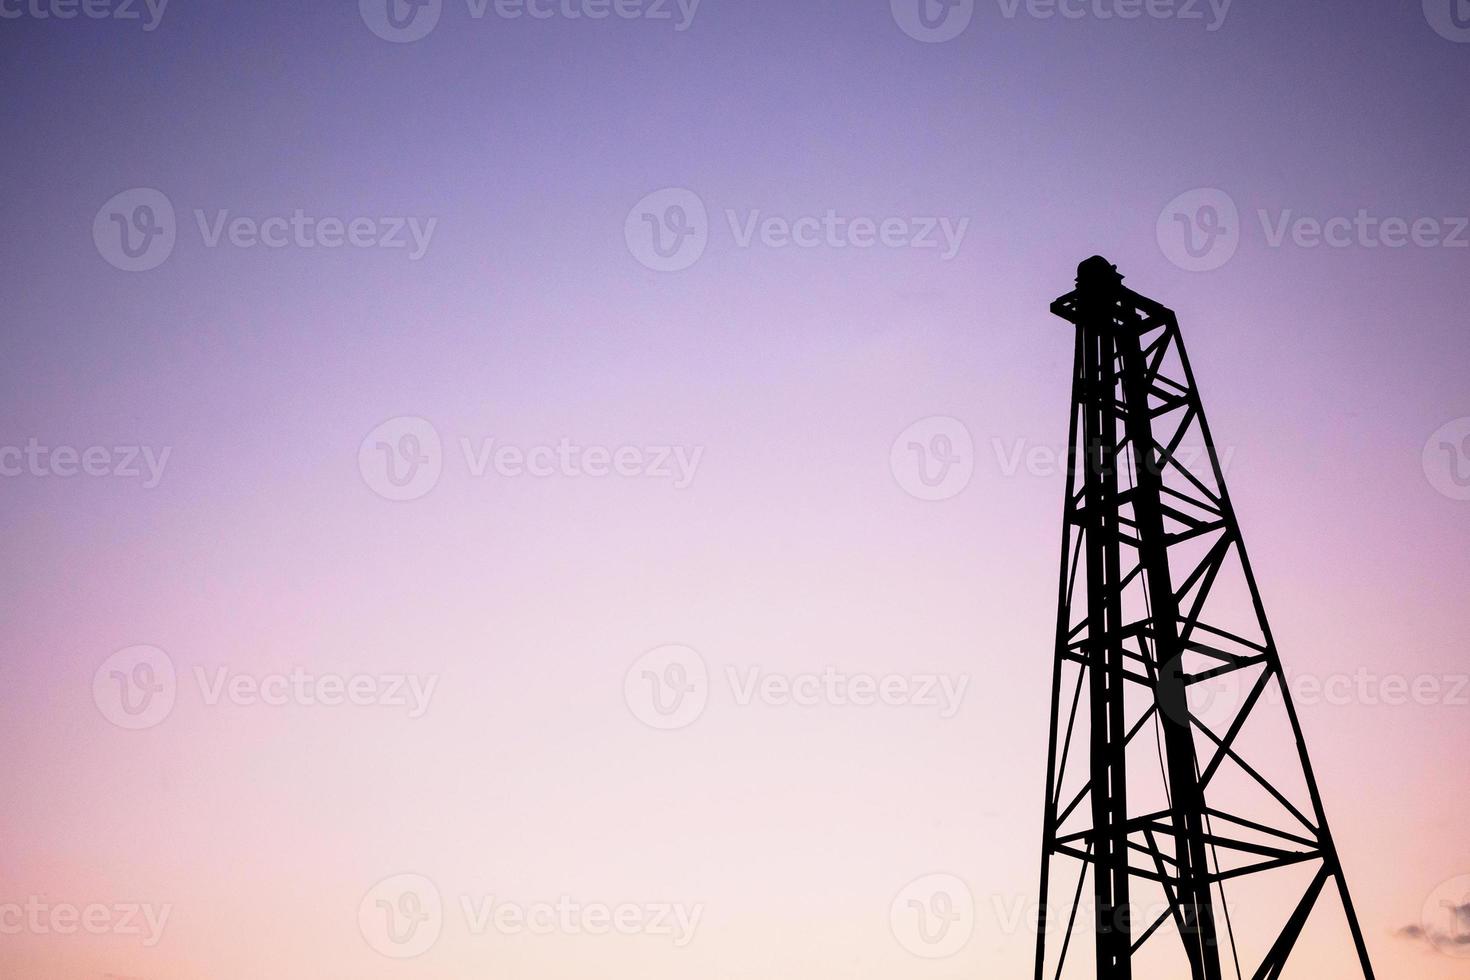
[2,1,1468,977]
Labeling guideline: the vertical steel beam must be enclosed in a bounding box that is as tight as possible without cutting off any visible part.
[1077,276,1133,980]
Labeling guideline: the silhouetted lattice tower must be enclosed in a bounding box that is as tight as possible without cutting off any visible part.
[1033,258,1376,980]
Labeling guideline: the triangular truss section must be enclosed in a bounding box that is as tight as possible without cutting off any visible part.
[1032,258,1376,980]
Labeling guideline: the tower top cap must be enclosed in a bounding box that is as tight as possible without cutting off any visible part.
[1076,255,1124,290]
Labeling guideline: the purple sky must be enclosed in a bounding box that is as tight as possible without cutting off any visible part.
[2,1,1468,977]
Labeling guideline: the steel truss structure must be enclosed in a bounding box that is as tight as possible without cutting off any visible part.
[1032,258,1376,980]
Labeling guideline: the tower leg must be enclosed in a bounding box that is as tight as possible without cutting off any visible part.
[1080,321,1133,979]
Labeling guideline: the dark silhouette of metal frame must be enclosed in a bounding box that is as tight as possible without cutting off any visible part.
[1033,258,1376,980]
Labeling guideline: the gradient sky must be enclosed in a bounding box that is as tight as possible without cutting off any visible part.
[2,1,1468,978]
